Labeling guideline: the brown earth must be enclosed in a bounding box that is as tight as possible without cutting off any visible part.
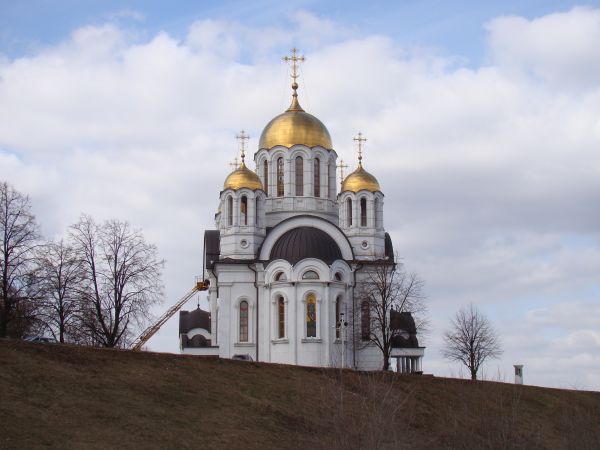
[0,339,599,449]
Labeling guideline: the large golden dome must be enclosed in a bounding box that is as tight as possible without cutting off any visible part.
[259,96,332,150]
[341,164,381,193]
[223,163,263,191]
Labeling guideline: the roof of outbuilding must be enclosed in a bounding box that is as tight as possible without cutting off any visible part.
[269,226,343,265]
[390,310,417,334]
[179,308,211,335]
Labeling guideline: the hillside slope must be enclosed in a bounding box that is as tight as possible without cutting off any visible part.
[1,340,599,449]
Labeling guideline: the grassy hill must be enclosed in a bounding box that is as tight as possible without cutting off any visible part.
[1,340,599,449]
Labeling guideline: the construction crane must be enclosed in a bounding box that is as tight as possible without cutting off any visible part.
[131,279,210,351]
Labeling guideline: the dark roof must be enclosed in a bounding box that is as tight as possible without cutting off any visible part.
[179,308,211,334]
[390,310,416,333]
[182,334,212,348]
[270,226,342,265]
[384,232,394,260]
[204,230,220,269]
[390,311,419,348]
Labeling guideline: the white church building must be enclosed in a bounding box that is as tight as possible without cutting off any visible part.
[179,50,424,372]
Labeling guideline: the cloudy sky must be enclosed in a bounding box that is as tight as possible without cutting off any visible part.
[1,0,599,390]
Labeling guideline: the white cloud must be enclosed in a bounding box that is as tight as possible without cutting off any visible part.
[1,8,600,389]
[486,6,600,88]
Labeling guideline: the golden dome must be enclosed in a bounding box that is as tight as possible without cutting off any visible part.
[341,164,381,193]
[223,163,263,191]
[259,96,332,150]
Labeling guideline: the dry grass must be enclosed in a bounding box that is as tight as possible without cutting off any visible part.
[1,339,598,449]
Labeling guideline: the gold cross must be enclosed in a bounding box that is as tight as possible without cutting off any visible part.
[336,159,349,187]
[282,47,305,87]
[353,132,367,165]
[229,157,239,170]
[236,130,249,163]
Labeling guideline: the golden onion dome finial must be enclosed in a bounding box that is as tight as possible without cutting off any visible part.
[282,47,305,105]
[353,132,367,167]
[236,129,250,164]
[341,132,381,193]
[223,131,263,191]
[259,48,333,150]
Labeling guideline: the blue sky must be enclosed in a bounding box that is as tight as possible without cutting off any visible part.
[1,1,600,390]
[2,0,594,60]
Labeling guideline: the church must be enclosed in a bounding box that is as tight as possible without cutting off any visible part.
[179,50,424,372]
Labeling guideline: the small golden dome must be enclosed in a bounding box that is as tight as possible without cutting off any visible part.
[223,163,263,191]
[341,164,381,193]
[259,96,332,150]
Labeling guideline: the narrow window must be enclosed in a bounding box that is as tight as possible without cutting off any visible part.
[239,300,248,342]
[255,197,259,226]
[314,158,320,197]
[327,161,332,198]
[263,160,269,197]
[360,198,367,227]
[306,293,317,338]
[278,297,285,338]
[346,198,352,226]
[334,272,343,281]
[335,297,341,339]
[361,300,370,341]
[374,198,380,228]
[295,156,304,196]
[277,157,284,197]
[241,195,248,225]
[227,197,233,226]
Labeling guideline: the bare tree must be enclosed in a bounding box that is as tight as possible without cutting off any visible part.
[356,260,427,371]
[37,239,84,343]
[0,181,41,338]
[69,215,164,348]
[442,303,503,380]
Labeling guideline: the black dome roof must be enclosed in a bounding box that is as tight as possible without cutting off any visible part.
[270,226,342,265]
[179,308,211,334]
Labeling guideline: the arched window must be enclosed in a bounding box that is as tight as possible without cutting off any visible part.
[306,293,317,338]
[274,271,287,282]
[360,197,367,227]
[295,156,304,196]
[302,270,319,280]
[241,195,248,225]
[278,297,285,338]
[313,158,320,197]
[361,300,370,341]
[239,300,248,342]
[263,160,269,197]
[255,197,259,226]
[277,157,284,197]
[335,297,342,339]
[227,196,233,226]
[346,198,352,227]
[334,272,343,281]
[327,161,332,198]
[374,198,380,228]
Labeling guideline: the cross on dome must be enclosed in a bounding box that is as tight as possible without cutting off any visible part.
[236,130,250,164]
[282,47,305,96]
[229,157,239,170]
[353,132,367,167]
[336,159,349,188]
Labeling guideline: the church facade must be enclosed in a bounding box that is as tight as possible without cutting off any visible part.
[179,51,424,372]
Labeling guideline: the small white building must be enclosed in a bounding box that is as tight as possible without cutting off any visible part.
[179,51,425,371]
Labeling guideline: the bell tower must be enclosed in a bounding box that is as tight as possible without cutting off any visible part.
[217,131,266,259]
[338,133,386,259]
